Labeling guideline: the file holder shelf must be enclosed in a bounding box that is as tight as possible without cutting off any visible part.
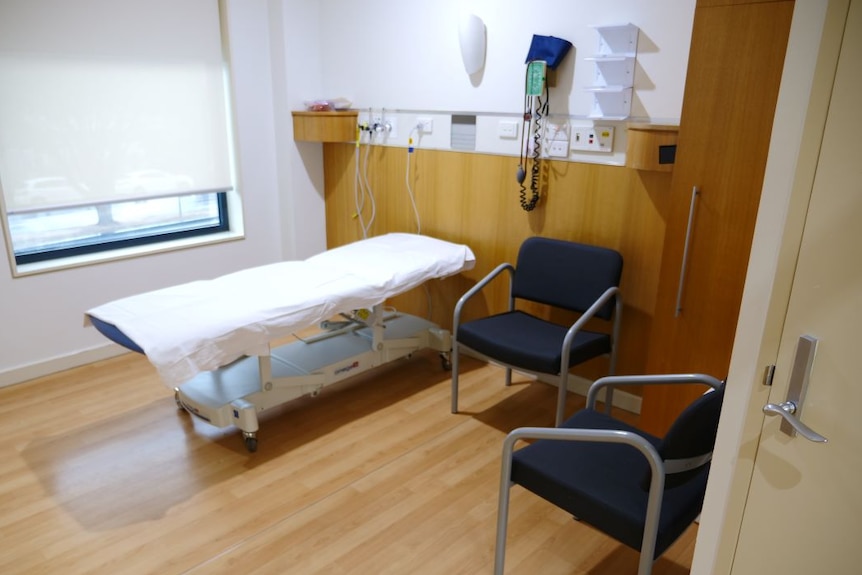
[585,24,639,120]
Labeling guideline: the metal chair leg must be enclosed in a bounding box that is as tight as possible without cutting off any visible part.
[605,386,615,415]
[451,344,460,413]
[494,440,516,575]
[555,372,569,426]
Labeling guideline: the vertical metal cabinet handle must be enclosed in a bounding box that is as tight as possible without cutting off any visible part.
[763,401,828,443]
[675,186,700,317]
[762,335,828,443]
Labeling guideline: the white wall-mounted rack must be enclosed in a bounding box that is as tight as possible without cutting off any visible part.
[586,24,639,119]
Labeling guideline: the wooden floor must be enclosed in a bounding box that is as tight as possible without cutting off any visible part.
[0,348,697,574]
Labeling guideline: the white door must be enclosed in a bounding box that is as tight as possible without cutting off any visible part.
[730,1,862,572]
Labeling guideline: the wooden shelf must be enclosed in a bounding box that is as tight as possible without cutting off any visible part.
[292,110,358,143]
[625,123,679,172]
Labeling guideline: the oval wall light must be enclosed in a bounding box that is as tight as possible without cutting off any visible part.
[458,14,486,75]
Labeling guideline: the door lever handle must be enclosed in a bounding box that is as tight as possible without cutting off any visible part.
[763,401,828,443]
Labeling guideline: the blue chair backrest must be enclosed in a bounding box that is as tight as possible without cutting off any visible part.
[511,237,623,320]
[654,384,725,489]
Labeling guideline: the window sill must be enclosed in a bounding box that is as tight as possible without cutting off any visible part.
[10,228,246,278]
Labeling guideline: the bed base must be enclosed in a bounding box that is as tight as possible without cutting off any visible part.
[173,306,451,452]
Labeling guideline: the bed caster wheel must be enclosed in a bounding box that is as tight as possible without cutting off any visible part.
[440,353,452,371]
[243,432,258,453]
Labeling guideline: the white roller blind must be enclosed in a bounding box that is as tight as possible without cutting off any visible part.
[0,0,232,213]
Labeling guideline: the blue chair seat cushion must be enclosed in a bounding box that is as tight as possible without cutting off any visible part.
[510,409,710,557]
[456,311,611,374]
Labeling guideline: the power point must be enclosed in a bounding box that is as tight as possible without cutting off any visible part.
[498,121,519,139]
[547,140,569,158]
[417,117,433,134]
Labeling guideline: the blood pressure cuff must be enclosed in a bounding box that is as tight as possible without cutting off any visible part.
[525,35,573,70]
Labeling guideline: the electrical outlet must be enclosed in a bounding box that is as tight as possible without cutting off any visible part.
[498,120,519,139]
[545,123,570,158]
[570,126,614,152]
[547,140,569,158]
[417,117,433,134]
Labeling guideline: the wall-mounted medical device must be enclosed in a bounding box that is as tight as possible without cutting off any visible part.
[518,34,572,212]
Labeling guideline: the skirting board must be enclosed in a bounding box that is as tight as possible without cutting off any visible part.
[461,349,642,415]
[460,351,642,415]
[537,372,642,414]
[0,342,128,389]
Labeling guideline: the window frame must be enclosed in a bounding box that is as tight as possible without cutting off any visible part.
[10,191,231,266]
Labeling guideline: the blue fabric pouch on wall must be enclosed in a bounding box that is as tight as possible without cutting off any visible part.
[525,35,573,69]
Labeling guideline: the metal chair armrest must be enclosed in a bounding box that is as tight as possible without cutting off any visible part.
[586,373,724,411]
[561,286,621,352]
[552,286,622,422]
[558,286,621,381]
[453,263,515,331]
[503,425,662,473]
[500,425,667,574]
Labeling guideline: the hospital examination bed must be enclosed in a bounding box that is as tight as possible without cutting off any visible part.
[86,233,475,451]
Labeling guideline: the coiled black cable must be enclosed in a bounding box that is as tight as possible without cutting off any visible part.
[519,64,550,212]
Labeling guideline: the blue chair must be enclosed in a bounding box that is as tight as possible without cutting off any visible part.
[494,373,725,575]
[451,237,623,425]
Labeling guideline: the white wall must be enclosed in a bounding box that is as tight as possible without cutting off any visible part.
[309,0,695,166]
[0,0,696,387]
[270,0,328,260]
[317,0,694,121]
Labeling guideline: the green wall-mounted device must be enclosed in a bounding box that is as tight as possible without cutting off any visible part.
[526,61,546,96]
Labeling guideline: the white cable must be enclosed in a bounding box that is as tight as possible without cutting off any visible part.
[353,140,368,238]
[405,124,422,235]
[362,128,377,233]
[404,123,432,319]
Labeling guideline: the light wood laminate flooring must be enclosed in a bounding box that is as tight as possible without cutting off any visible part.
[0,348,696,574]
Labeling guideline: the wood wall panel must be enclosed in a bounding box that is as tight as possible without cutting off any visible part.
[323,143,672,384]
[640,0,793,434]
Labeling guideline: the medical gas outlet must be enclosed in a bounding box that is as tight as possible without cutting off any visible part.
[571,126,614,153]
[371,115,397,138]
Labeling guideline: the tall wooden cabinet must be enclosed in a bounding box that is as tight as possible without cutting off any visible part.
[640,0,794,434]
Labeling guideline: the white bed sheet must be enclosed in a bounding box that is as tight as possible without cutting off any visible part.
[86,233,475,387]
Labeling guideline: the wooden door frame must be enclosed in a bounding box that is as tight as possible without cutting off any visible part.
[691,1,850,573]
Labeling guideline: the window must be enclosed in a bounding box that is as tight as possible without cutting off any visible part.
[0,0,239,273]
